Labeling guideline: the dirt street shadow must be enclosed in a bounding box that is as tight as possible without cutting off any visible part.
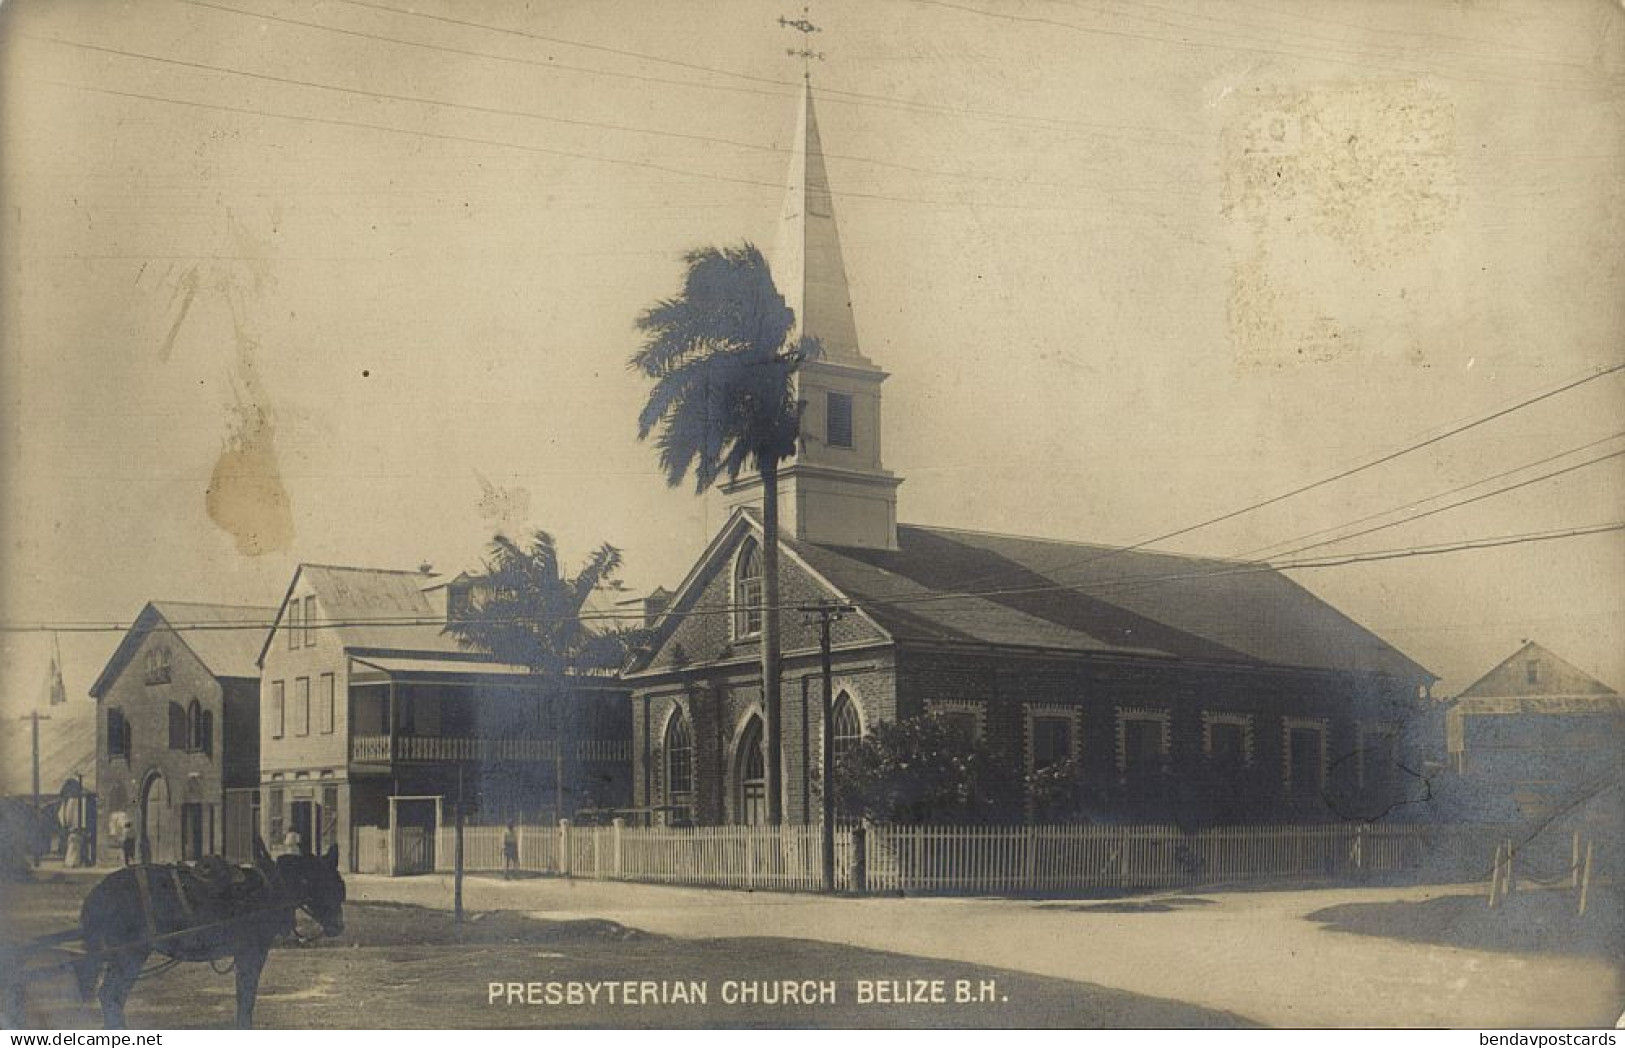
[1308,887,1622,960]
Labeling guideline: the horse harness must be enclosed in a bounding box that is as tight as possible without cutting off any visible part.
[124,861,313,957]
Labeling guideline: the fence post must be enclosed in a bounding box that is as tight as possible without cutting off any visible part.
[612,818,625,880]
[745,829,756,891]
[1577,839,1594,917]
[558,819,572,880]
[1024,824,1038,893]
[1487,842,1503,908]
[1504,837,1516,894]
[852,822,867,894]
[1571,829,1582,889]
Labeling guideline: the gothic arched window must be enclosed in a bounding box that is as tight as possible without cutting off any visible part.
[736,716,766,825]
[664,711,694,801]
[831,692,862,770]
[733,539,764,638]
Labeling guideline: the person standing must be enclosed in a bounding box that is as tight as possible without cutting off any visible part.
[120,821,136,866]
[502,823,519,880]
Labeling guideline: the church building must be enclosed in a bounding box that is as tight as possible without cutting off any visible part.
[622,81,1435,827]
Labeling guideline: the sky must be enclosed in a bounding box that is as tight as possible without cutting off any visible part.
[1,0,1622,791]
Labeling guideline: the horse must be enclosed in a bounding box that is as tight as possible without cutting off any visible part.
[73,838,345,1029]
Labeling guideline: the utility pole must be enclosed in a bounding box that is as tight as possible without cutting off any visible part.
[19,712,51,866]
[454,763,465,926]
[802,601,852,893]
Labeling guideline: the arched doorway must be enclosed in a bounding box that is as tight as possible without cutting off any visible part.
[140,771,173,864]
[734,716,765,826]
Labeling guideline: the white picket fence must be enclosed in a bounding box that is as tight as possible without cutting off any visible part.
[356,819,1502,893]
[861,822,1496,893]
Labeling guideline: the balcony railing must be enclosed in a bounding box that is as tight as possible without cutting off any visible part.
[351,735,559,764]
[577,739,633,763]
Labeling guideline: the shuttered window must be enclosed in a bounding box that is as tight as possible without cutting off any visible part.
[319,673,336,734]
[827,391,854,449]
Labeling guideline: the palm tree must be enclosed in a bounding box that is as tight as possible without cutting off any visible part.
[444,530,644,818]
[631,242,818,826]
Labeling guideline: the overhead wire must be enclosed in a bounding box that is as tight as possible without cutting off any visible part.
[5,520,1620,634]
[19,33,1201,205]
[923,360,1625,596]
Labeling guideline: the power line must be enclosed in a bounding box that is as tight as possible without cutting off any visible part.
[22,33,1199,205]
[5,520,1619,634]
[11,76,1210,223]
[1261,447,1625,561]
[847,521,1625,613]
[895,0,1619,95]
[936,359,1625,595]
[1238,431,1625,561]
[174,0,1204,145]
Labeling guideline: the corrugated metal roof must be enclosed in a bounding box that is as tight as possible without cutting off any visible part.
[151,601,276,679]
[785,523,1431,679]
[296,564,469,655]
[91,601,276,697]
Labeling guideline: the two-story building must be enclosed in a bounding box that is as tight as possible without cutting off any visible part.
[90,601,272,863]
[257,564,632,873]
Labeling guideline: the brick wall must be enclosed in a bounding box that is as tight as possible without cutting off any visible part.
[95,624,230,863]
[631,650,897,826]
[642,527,885,673]
[895,646,1424,822]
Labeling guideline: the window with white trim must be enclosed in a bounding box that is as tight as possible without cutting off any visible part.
[733,540,764,639]
[1283,717,1329,795]
[664,709,694,802]
[1116,707,1170,777]
[928,700,986,743]
[1202,711,1254,769]
[1024,704,1082,773]
[831,692,864,768]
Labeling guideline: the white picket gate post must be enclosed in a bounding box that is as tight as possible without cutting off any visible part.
[558,819,571,878]
[612,818,625,880]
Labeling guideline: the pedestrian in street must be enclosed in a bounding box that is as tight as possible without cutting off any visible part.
[120,821,136,866]
[283,827,304,856]
[502,822,519,880]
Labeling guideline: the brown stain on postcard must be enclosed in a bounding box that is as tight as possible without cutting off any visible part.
[205,401,293,556]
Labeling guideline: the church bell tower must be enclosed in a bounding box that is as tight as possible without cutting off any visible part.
[722,78,902,550]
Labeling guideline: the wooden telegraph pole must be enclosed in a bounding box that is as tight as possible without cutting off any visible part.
[802,601,853,893]
[17,711,51,866]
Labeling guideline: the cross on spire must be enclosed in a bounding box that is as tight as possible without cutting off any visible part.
[778,7,824,78]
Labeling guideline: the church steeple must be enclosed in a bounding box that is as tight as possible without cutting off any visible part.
[722,77,902,551]
[772,78,871,369]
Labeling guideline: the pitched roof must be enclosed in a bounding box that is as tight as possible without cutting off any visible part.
[91,601,276,697]
[628,508,1432,681]
[1456,640,1618,699]
[258,564,469,666]
[782,522,1432,679]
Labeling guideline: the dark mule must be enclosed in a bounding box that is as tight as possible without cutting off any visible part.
[74,839,345,1029]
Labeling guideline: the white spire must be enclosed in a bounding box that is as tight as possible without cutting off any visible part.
[724,74,900,551]
[772,78,871,368]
